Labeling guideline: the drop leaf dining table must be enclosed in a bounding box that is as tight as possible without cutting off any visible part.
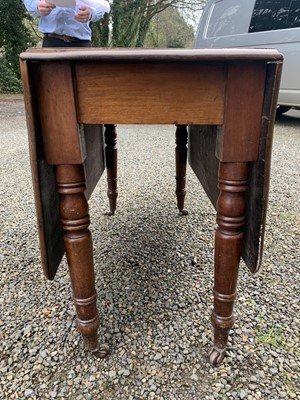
[19,48,282,365]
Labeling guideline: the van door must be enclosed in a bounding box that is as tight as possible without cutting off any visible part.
[196,0,300,108]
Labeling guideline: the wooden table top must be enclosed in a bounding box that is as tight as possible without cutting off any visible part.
[20,47,283,62]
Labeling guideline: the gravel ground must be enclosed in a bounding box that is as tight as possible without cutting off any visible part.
[0,96,299,399]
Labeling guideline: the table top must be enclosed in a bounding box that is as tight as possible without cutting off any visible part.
[20,47,283,62]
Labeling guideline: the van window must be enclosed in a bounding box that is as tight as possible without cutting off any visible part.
[249,0,300,32]
[206,1,245,37]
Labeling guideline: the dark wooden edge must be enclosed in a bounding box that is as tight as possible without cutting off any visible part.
[20,60,63,280]
[242,60,283,273]
[20,60,105,280]
[83,124,105,200]
[188,60,282,273]
[188,125,220,207]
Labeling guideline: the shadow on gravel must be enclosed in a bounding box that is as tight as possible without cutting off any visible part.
[276,108,300,127]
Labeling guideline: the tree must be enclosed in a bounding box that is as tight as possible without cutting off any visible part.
[92,0,205,47]
[0,1,206,92]
[0,0,37,78]
[91,11,110,47]
[145,6,195,48]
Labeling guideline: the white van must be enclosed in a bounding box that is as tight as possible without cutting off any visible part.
[195,0,300,114]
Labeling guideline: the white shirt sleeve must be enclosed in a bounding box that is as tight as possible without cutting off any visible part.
[77,0,110,22]
[22,0,40,16]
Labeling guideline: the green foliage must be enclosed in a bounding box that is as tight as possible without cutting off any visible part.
[111,0,142,47]
[110,0,202,48]
[91,13,110,47]
[145,7,195,48]
[0,1,37,77]
[257,325,284,348]
[0,58,23,93]
[0,0,38,93]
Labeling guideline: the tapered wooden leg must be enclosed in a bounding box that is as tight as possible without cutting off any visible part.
[209,162,249,365]
[55,164,109,358]
[104,124,118,215]
[175,125,188,215]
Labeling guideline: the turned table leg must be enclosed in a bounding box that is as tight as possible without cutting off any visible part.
[104,124,118,216]
[175,125,188,215]
[209,161,249,365]
[55,164,109,358]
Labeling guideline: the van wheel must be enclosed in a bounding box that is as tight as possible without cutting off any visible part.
[276,105,291,116]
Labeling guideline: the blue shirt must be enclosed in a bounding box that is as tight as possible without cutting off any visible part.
[22,1,110,41]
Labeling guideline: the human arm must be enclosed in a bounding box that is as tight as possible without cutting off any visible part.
[77,0,110,22]
[22,0,56,17]
[74,6,92,23]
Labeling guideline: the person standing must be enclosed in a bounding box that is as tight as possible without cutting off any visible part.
[22,0,110,47]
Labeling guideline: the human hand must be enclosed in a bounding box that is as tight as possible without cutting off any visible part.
[38,1,56,16]
[75,6,92,23]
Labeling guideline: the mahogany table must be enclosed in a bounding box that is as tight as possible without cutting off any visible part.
[20,48,282,365]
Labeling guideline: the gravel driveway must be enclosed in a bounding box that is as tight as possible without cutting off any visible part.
[0,96,299,399]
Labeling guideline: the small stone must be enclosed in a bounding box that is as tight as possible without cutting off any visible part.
[289,393,297,399]
[24,325,32,335]
[108,371,116,379]
[119,369,130,377]
[249,384,257,390]
[240,390,248,399]
[154,352,162,361]
[39,350,47,358]
[24,389,34,397]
